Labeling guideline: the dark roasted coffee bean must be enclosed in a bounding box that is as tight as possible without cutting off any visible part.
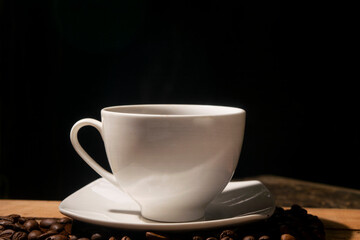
[0,225,4,231]
[45,235,68,240]
[40,219,58,229]
[91,233,104,240]
[206,238,217,240]
[279,225,290,234]
[0,220,14,229]
[23,220,39,232]
[274,207,285,216]
[258,236,270,240]
[58,218,72,225]
[38,230,58,240]
[49,223,64,233]
[12,231,27,240]
[14,223,26,232]
[69,235,78,240]
[64,224,72,235]
[220,230,236,239]
[220,237,233,240]
[145,232,169,240]
[242,236,255,240]
[0,217,14,223]
[78,238,90,240]
[193,236,203,240]
[280,234,295,240]
[17,218,26,225]
[28,230,42,240]
[7,215,20,223]
[290,205,307,215]
[0,229,15,238]
[121,237,131,240]
[0,218,14,225]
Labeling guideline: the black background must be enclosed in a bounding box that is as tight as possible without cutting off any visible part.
[0,1,358,200]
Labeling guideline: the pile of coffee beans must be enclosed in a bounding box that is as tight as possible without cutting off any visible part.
[0,214,72,240]
[0,205,325,240]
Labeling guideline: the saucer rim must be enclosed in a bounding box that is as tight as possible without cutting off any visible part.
[59,178,275,231]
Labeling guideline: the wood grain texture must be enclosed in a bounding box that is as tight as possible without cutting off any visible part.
[0,200,65,218]
[240,175,360,209]
[307,208,360,240]
[307,208,360,230]
[325,229,360,240]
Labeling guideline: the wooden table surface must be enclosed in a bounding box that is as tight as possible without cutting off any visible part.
[0,200,359,240]
[240,175,360,209]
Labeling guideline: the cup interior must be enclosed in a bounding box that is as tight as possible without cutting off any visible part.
[103,104,244,117]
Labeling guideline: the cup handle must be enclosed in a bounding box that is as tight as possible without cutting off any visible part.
[70,118,117,186]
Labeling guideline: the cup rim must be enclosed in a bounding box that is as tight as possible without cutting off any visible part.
[101,104,245,117]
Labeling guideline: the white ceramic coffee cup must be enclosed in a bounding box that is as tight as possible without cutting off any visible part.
[70,104,246,222]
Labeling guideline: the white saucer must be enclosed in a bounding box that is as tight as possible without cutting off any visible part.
[59,178,275,231]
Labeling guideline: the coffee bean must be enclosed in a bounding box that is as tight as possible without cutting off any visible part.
[290,205,307,216]
[78,238,90,240]
[64,223,72,235]
[12,231,27,240]
[17,218,26,225]
[28,230,42,240]
[58,218,72,225]
[243,236,255,240]
[91,233,104,240]
[40,219,58,229]
[38,230,58,240]
[280,234,295,240]
[69,235,78,240]
[0,217,14,224]
[279,225,290,234]
[258,236,270,240]
[220,230,237,239]
[0,229,15,238]
[193,236,203,240]
[145,232,169,240]
[206,237,217,240]
[50,223,64,233]
[23,220,39,232]
[220,237,233,240]
[121,237,131,240]
[45,235,68,240]
[7,215,20,223]
[0,225,4,231]
[14,223,26,232]
[0,220,14,229]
